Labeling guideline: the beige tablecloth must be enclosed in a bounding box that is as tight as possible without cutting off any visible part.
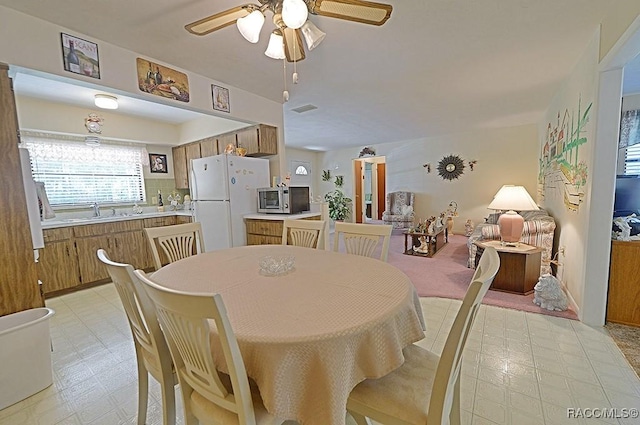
[151,245,425,425]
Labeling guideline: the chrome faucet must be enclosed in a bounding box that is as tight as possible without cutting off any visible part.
[90,202,100,217]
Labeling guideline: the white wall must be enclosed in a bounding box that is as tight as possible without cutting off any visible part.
[317,125,539,233]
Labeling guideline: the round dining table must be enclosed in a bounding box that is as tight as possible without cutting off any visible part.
[151,244,425,425]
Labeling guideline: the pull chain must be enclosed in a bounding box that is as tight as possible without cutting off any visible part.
[282,58,289,102]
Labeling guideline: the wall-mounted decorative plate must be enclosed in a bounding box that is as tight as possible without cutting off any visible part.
[437,154,465,181]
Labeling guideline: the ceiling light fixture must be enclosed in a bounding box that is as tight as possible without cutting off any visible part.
[94,94,118,110]
[185,0,393,101]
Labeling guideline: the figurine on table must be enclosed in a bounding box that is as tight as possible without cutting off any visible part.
[414,236,430,254]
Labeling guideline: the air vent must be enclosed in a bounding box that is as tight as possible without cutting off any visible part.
[84,136,101,147]
[291,104,318,113]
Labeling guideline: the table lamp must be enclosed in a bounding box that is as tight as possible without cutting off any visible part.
[487,185,539,244]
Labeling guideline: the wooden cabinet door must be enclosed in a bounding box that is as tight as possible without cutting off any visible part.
[172,145,188,189]
[199,137,218,158]
[76,235,111,283]
[217,133,237,153]
[257,124,278,155]
[185,143,201,189]
[39,240,81,294]
[112,230,151,270]
[236,127,259,155]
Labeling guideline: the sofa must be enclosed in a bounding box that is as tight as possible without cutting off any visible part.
[467,209,556,275]
[382,191,415,229]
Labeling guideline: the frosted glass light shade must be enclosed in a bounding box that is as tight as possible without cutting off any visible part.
[265,31,286,59]
[282,0,308,29]
[301,20,325,50]
[94,94,118,109]
[236,10,265,43]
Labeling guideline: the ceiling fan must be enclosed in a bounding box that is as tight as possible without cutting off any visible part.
[185,0,393,63]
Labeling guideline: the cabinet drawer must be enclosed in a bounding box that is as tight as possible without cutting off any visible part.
[247,234,281,245]
[43,227,73,243]
[246,220,283,237]
[73,219,144,237]
[143,216,177,228]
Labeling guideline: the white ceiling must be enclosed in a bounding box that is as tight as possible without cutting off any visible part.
[3,0,640,151]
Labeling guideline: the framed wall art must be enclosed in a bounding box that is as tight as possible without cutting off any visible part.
[136,58,190,103]
[212,85,230,113]
[60,33,100,79]
[149,153,168,174]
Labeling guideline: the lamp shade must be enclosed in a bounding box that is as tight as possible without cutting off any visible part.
[265,31,286,59]
[94,94,118,110]
[236,9,265,43]
[300,20,326,50]
[488,185,538,244]
[487,185,539,211]
[282,0,308,29]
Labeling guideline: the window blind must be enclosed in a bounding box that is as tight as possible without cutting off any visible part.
[624,143,640,175]
[21,134,147,207]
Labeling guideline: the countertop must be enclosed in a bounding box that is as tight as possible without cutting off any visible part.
[41,210,193,229]
[243,212,321,221]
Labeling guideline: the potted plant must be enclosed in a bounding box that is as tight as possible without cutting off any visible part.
[324,188,352,221]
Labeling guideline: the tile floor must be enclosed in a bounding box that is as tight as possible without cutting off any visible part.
[1,284,639,425]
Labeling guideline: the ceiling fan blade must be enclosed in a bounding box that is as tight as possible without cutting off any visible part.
[283,28,306,62]
[185,5,257,36]
[308,0,392,26]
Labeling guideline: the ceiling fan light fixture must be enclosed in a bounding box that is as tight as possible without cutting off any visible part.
[94,94,118,110]
[236,9,265,43]
[300,20,326,50]
[265,30,286,59]
[282,0,308,29]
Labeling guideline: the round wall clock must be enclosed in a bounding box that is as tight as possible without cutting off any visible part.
[437,155,465,181]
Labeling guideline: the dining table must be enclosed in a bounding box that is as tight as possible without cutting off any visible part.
[150,244,426,425]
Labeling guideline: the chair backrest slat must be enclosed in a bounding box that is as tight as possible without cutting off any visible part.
[145,222,205,270]
[282,219,327,249]
[333,222,392,261]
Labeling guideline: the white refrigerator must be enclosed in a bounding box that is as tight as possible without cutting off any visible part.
[190,154,270,251]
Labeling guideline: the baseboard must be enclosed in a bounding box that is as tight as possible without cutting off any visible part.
[560,279,580,319]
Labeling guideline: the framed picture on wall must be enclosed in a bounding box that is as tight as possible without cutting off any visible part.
[60,33,100,79]
[149,153,168,174]
[212,85,230,112]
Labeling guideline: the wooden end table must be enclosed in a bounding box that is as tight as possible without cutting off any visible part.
[403,228,447,258]
[473,240,543,295]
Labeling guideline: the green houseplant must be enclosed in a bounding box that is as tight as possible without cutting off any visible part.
[324,187,352,221]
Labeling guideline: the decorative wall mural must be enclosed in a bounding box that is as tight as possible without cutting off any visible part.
[538,96,591,212]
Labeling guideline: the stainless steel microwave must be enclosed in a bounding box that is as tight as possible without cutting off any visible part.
[257,186,310,214]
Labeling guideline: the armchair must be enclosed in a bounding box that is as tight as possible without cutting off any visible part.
[382,191,415,229]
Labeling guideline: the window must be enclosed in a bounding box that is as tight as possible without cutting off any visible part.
[624,144,640,175]
[295,165,309,175]
[290,160,311,187]
[21,133,147,207]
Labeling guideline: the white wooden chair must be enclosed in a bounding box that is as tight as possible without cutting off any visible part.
[97,249,177,425]
[333,222,393,262]
[144,222,205,270]
[282,219,327,249]
[346,246,500,425]
[133,269,287,425]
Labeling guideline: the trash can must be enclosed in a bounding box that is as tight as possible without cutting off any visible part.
[0,307,55,410]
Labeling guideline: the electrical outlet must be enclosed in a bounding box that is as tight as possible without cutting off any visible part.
[559,246,566,256]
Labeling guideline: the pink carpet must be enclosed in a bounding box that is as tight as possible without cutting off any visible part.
[385,231,578,320]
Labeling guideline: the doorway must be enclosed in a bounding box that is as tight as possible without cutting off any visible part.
[353,156,386,223]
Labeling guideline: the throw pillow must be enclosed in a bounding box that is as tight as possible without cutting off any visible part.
[401,205,413,216]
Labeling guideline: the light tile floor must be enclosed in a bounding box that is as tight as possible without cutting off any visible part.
[1,284,639,425]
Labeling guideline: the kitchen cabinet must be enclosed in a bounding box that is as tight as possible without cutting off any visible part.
[199,136,218,158]
[237,124,278,156]
[0,64,43,315]
[172,145,188,189]
[39,228,81,294]
[245,215,320,245]
[217,132,237,153]
[607,240,640,327]
[73,220,148,284]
